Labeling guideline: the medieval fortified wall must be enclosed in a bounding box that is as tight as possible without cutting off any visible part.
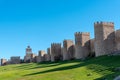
[1,21,120,66]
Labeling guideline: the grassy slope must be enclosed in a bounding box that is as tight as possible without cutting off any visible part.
[0,56,120,80]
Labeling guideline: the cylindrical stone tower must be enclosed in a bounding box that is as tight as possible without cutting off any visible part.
[75,32,90,59]
[51,43,62,62]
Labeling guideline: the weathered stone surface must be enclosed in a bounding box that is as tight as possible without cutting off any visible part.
[2,21,120,65]
[43,48,51,62]
[90,39,95,57]
[63,40,75,60]
[24,46,36,63]
[45,48,51,61]
[90,39,95,53]
[10,56,20,64]
[36,50,46,63]
[75,32,90,59]
[51,43,62,62]
[115,30,120,52]
[24,53,36,63]
[94,22,115,57]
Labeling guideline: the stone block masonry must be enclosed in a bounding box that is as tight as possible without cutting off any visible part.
[51,43,62,62]
[36,50,46,63]
[94,22,115,57]
[10,56,20,64]
[45,48,51,61]
[115,29,120,52]
[2,21,120,66]
[75,32,90,59]
[63,40,75,60]
[89,39,95,57]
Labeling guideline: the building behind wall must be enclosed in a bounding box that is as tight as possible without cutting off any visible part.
[30,54,37,62]
[63,40,75,60]
[24,46,36,63]
[40,48,51,62]
[94,22,115,57]
[75,32,90,59]
[36,50,46,63]
[51,43,62,62]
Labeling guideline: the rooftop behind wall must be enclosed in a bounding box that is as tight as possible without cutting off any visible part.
[38,50,46,56]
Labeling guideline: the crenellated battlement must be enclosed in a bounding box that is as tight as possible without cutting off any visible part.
[51,43,62,62]
[75,32,90,36]
[63,39,73,42]
[51,43,61,47]
[2,21,120,66]
[75,32,81,35]
[63,39,74,48]
[81,32,90,36]
[94,21,114,27]
[74,31,90,59]
[94,21,115,57]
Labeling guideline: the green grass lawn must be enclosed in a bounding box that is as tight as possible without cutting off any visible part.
[0,55,120,80]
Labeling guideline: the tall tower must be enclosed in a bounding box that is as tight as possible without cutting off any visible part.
[75,32,90,59]
[51,43,62,62]
[47,48,51,55]
[24,46,33,63]
[94,22,115,57]
[26,46,32,54]
[46,48,51,61]
[63,40,74,60]
[115,29,120,51]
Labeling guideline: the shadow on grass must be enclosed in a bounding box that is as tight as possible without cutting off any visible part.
[13,63,36,70]
[24,61,85,76]
[24,56,120,80]
[15,59,81,70]
[95,72,120,80]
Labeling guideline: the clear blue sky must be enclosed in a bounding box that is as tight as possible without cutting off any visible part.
[0,0,120,59]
